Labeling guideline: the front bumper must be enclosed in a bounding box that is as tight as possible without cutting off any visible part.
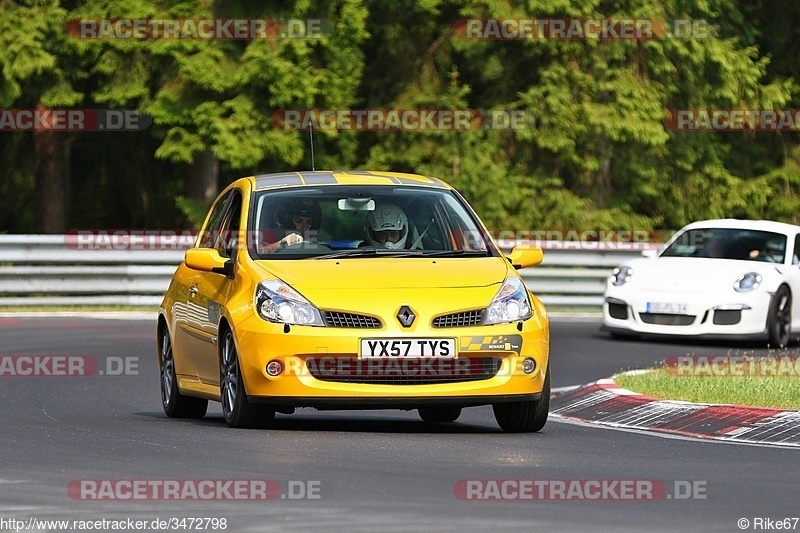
[248,393,542,409]
[232,312,549,407]
[602,288,771,338]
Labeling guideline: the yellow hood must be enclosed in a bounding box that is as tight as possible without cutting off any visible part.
[254,257,510,290]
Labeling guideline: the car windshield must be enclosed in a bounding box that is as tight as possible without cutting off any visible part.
[660,228,787,263]
[248,186,497,260]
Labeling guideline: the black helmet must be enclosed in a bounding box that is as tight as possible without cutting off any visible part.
[274,197,321,230]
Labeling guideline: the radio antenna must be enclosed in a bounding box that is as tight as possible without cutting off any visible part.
[309,123,315,171]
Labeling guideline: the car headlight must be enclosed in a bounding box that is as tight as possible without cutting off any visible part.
[484,277,533,325]
[611,266,634,286]
[255,280,324,326]
[734,272,762,292]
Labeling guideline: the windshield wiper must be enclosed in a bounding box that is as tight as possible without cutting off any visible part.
[312,249,489,260]
[420,250,490,257]
[312,249,426,260]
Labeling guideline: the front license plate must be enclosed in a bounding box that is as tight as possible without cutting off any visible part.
[360,338,456,359]
[646,302,688,314]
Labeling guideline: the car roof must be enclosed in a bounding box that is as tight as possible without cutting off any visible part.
[249,170,452,191]
[681,218,800,235]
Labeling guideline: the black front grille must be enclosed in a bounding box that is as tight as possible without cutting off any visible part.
[432,310,483,328]
[306,357,502,385]
[639,313,696,326]
[323,311,381,328]
[608,302,628,320]
[713,310,742,325]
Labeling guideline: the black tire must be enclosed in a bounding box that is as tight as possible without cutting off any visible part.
[767,286,792,348]
[160,327,208,418]
[220,329,275,429]
[493,365,550,433]
[418,407,462,423]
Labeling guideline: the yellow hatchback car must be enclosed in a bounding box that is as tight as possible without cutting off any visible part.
[157,171,550,432]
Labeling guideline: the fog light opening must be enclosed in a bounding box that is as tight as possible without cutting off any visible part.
[522,357,536,374]
[266,360,284,377]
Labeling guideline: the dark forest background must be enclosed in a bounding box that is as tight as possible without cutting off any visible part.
[2,0,799,233]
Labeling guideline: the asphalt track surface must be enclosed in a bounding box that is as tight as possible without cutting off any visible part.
[1,316,797,532]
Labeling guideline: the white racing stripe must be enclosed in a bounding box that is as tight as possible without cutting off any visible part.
[551,385,582,394]
[550,414,800,449]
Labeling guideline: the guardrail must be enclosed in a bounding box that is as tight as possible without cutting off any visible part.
[0,235,656,309]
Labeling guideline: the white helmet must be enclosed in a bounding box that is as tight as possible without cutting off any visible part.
[365,203,409,249]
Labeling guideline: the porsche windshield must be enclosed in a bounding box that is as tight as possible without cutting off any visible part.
[248,186,497,259]
[661,228,787,263]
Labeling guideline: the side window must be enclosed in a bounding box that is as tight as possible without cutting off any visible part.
[215,191,243,259]
[793,234,800,265]
[197,192,232,249]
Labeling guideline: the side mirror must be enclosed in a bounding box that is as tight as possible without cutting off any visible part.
[185,248,234,278]
[506,245,543,270]
[641,249,658,259]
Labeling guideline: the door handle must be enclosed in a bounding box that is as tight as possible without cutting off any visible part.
[189,285,198,297]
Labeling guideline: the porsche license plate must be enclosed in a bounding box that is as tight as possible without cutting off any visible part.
[360,338,456,359]
[646,302,688,314]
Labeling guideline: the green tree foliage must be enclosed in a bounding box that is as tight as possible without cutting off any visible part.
[358,0,797,231]
[0,0,798,233]
[142,0,368,172]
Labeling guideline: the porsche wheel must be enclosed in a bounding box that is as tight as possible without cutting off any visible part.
[767,286,792,348]
[220,329,274,428]
[160,328,208,418]
[418,407,462,423]
[493,366,550,433]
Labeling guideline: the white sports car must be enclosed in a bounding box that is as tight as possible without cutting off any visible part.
[603,219,800,346]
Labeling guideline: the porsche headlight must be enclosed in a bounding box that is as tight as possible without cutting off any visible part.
[255,280,324,326]
[611,266,634,286]
[734,272,762,293]
[484,277,533,325]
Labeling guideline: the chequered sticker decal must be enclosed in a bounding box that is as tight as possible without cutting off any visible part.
[459,335,522,353]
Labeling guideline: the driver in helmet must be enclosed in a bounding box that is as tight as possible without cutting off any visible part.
[363,203,409,250]
[262,198,321,253]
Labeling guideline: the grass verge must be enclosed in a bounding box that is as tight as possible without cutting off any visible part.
[615,364,800,409]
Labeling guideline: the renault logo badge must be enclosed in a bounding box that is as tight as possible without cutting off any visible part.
[397,306,416,327]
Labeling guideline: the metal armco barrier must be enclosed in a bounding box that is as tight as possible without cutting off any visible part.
[0,235,656,309]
